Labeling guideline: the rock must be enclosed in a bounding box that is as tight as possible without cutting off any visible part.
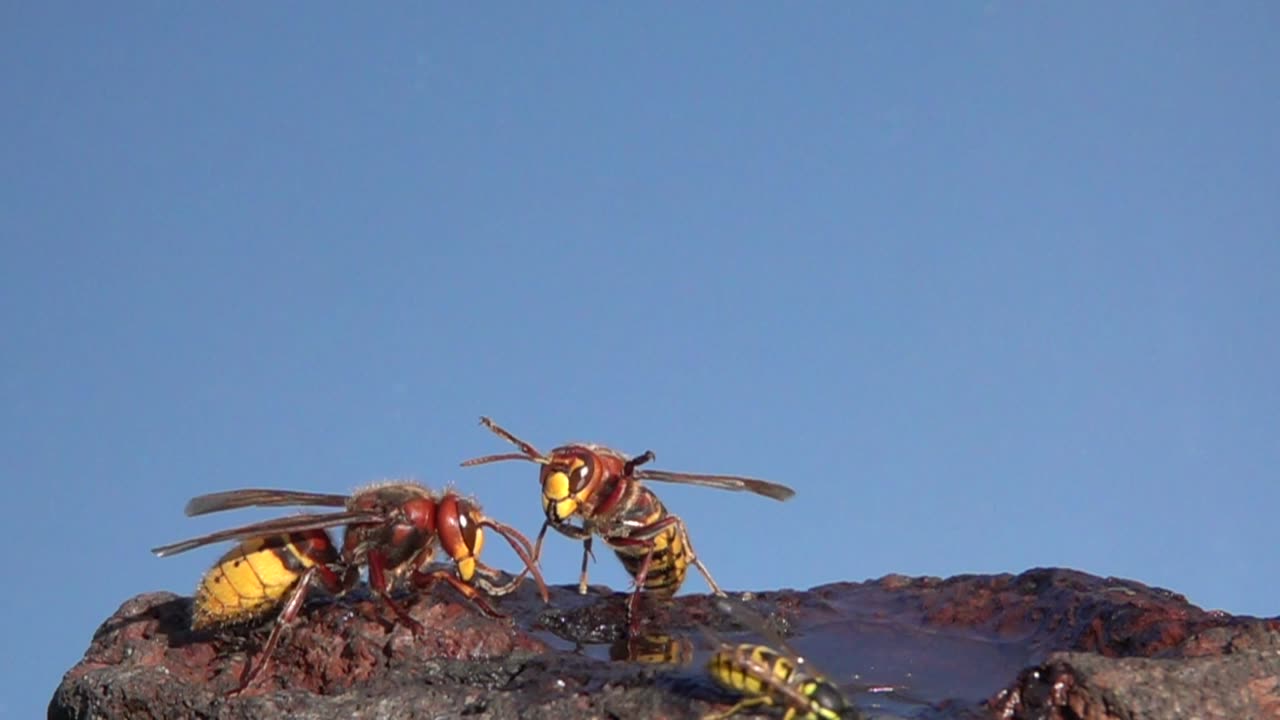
[990,640,1280,719]
[50,568,1280,719]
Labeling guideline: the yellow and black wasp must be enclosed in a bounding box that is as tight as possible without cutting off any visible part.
[702,597,863,720]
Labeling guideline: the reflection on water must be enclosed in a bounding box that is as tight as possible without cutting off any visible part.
[555,614,1035,717]
[798,617,1036,706]
[609,632,697,666]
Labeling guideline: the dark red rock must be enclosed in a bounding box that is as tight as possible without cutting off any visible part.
[990,638,1280,720]
[49,568,1280,719]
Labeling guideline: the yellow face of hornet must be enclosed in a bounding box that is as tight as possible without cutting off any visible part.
[539,453,595,523]
[432,494,487,583]
[453,525,484,582]
[446,520,485,583]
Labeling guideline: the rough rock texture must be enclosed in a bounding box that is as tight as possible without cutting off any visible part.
[50,568,1280,719]
[990,626,1280,720]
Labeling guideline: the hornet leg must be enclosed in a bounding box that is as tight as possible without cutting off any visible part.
[230,566,318,695]
[368,550,425,636]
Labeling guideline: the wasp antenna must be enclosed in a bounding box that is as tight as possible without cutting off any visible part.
[461,452,550,467]
[624,450,657,475]
[476,416,549,462]
[481,517,551,603]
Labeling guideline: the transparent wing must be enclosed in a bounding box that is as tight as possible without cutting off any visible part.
[184,488,351,516]
[151,510,382,557]
[633,470,795,501]
[716,597,899,706]
[713,596,807,664]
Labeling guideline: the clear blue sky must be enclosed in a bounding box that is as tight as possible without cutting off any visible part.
[3,5,1276,718]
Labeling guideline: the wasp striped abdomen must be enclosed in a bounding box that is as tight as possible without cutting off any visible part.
[192,530,337,630]
[709,644,797,704]
[609,487,690,597]
[706,643,859,720]
[701,597,863,719]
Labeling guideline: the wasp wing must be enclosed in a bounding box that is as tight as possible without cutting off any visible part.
[713,596,808,664]
[633,470,795,501]
[714,597,888,707]
[151,510,383,557]
[184,488,352,516]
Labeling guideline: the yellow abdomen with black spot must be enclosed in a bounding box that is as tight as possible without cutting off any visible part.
[192,531,336,630]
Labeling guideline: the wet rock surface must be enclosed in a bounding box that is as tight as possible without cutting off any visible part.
[51,568,1280,719]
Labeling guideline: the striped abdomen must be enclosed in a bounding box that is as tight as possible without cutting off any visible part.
[608,487,690,597]
[708,643,853,720]
[192,530,338,630]
[709,643,797,700]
